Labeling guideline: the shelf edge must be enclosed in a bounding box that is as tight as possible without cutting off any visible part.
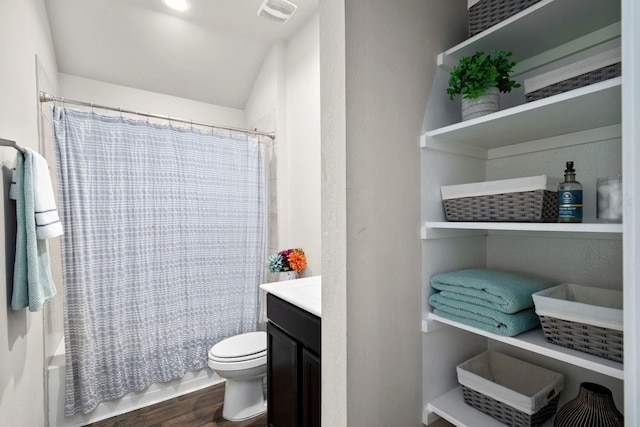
[421,226,487,240]
[424,78,621,140]
[426,313,624,380]
[441,0,554,59]
[423,221,623,234]
[426,387,554,427]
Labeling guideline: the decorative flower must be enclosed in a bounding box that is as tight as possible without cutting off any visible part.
[278,249,293,271]
[288,249,307,273]
[266,254,284,273]
[267,248,307,273]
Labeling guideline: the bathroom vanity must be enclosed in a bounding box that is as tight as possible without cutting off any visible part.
[261,276,321,427]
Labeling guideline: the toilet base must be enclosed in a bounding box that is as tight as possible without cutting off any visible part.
[222,377,267,421]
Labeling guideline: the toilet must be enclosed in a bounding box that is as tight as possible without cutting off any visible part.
[208,331,268,421]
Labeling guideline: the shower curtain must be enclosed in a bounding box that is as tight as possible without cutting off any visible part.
[52,107,265,416]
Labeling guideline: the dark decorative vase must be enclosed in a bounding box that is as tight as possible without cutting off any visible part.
[554,382,623,427]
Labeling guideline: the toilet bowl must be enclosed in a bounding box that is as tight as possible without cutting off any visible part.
[208,331,267,421]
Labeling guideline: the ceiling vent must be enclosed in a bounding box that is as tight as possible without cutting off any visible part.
[257,0,298,24]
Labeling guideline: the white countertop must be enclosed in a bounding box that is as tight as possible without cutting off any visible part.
[260,275,321,318]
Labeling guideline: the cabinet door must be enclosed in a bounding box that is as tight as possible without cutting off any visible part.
[302,348,321,427]
[267,322,299,427]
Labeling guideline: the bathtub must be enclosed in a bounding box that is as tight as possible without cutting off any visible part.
[47,339,223,427]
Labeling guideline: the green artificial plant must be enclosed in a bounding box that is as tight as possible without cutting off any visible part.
[447,50,521,100]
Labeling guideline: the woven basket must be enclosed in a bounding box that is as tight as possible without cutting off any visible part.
[539,316,623,363]
[443,189,558,222]
[457,351,564,426]
[526,63,622,102]
[468,0,542,37]
[462,385,560,427]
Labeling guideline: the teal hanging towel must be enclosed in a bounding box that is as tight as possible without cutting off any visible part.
[10,149,63,311]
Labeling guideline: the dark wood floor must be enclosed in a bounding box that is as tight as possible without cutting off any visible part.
[83,381,456,427]
[87,382,267,427]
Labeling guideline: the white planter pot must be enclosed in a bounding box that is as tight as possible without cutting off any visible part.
[278,271,298,281]
[461,87,500,121]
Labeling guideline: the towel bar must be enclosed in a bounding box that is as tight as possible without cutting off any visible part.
[0,138,25,154]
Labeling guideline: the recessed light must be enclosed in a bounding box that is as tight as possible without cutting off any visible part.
[162,0,191,12]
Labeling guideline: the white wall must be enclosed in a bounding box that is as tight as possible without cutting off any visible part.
[245,42,285,133]
[246,15,321,277]
[59,74,246,128]
[320,0,466,425]
[319,0,348,424]
[0,1,59,426]
[285,15,321,276]
[245,42,288,275]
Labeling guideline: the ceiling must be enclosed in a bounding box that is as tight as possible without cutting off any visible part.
[44,0,319,109]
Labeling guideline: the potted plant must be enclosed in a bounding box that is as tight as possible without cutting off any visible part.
[447,49,520,121]
[267,248,307,280]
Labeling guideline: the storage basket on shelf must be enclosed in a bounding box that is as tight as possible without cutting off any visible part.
[457,351,564,427]
[468,0,543,37]
[441,175,560,222]
[532,284,623,363]
[524,47,621,102]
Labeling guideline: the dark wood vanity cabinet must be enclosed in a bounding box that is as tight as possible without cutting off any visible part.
[266,293,321,427]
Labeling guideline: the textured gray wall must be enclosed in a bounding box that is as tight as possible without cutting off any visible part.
[320,0,467,425]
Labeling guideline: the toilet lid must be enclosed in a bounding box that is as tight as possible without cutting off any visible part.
[209,331,267,360]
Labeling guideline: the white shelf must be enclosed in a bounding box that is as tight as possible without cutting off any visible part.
[425,313,624,380]
[424,78,621,149]
[439,0,619,67]
[423,221,622,234]
[426,387,553,427]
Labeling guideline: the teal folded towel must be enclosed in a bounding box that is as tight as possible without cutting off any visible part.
[11,151,57,312]
[429,293,540,337]
[430,268,556,314]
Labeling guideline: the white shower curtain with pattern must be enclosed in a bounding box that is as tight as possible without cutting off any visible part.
[53,107,265,415]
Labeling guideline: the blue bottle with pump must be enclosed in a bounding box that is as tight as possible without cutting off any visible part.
[557,161,583,223]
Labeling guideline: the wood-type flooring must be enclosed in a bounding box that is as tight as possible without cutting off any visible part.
[86,382,267,427]
[85,381,456,427]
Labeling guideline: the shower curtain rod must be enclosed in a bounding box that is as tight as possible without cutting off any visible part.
[39,92,276,140]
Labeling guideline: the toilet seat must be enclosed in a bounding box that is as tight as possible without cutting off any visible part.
[208,331,267,370]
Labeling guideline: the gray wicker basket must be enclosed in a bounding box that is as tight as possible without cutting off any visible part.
[533,284,623,363]
[526,63,622,102]
[469,0,542,37]
[457,351,563,427]
[462,385,560,427]
[539,316,623,363]
[443,189,558,222]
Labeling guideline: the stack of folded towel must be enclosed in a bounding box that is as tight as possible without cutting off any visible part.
[428,268,556,336]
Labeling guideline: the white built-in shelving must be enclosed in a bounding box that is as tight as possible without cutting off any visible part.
[423,78,620,149]
[421,0,626,425]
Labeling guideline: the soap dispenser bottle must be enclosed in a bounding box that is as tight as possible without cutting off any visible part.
[557,161,583,223]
